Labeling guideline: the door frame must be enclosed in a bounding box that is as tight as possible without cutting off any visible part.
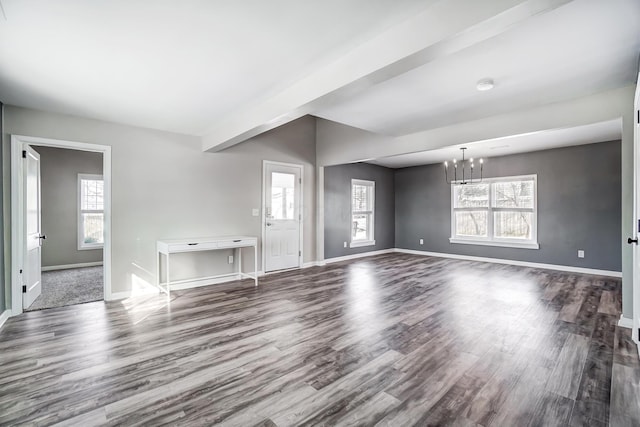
[10,135,112,315]
[261,160,303,273]
[634,74,640,346]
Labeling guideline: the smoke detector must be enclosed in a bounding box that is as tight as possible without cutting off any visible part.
[476,78,494,91]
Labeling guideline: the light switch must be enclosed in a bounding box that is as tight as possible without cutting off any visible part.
[252,208,260,217]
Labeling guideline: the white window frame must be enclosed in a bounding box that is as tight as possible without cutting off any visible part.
[78,173,104,250]
[450,174,539,250]
[350,179,376,248]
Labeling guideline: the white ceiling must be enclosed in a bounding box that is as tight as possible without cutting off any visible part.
[367,119,622,168]
[315,0,640,136]
[0,0,638,158]
[0,0,428,135]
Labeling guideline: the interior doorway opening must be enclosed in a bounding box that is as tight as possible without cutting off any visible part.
[23,146,105,311]
[11,135,112,316]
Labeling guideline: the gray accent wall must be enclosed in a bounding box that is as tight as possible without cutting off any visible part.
[324,162,395,258]
[395,141,622,271]
[35,146,104,268]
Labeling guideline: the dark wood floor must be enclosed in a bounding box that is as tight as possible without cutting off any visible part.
[1,253,638,426]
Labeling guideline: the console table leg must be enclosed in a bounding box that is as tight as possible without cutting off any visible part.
[254,245,258,287]
[166,253,171,301]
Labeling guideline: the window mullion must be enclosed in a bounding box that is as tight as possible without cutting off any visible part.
[492,207,534,212]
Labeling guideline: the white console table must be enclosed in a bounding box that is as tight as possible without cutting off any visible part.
[156,236,258,298]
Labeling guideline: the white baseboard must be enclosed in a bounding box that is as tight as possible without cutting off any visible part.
[324,249,395,264]
[110,272,263,300]
[0,309,12,330]
[42,261,103,272]
[302,261,321,268]
[107,291,132,301]
[169,274,245,291]
[394,248,622,278]
[618,315,633,329]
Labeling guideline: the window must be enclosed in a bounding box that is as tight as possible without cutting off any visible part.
[78,174,104,250]
[350,179,375,248]
[450,175,538,249]
[270,172,295,220]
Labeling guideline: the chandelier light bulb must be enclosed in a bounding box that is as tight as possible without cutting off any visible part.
[444,148,486,185]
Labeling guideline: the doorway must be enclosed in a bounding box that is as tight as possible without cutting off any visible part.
[11,135,112,316]
[262,161,303,272]
[26,146,104,311]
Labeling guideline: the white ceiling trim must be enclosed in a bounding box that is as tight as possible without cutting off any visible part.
[315,85,633,167]
[367,119,622,168]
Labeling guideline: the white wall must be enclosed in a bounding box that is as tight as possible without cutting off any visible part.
[3,107,316,298]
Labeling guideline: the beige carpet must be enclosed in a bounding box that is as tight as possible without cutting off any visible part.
[26,266,103,311]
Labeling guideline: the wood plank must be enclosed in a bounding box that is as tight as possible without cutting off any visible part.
[610,363,640,425]
[528,391,573,427]
[597,290,619,315]
[546,333,590,399]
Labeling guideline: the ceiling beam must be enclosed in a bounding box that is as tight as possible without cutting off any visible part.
[315,85,634,166]
[202,0,574,152]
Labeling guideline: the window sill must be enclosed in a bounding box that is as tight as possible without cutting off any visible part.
[78,245,104,251]
[449,238,539,250]
[350,240,376,248]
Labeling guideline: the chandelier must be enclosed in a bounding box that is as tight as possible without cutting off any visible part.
[444,147,484,185]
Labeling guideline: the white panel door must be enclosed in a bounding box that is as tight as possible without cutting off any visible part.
[23,146,43,308]
[264,163,301,272]
[633,73,640,345]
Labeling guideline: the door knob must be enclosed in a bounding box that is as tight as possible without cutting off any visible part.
[39,235,46,240]
[266,222,272,226]
[628,237,637,245]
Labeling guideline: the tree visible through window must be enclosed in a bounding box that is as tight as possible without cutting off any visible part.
[451,175,537,248]
[78,174,104,249]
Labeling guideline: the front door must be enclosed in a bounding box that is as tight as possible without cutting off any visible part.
[264,162,301,272]
[23,145,43,308]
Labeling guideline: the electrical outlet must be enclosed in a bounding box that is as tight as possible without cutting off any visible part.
[419,239,424,245]
[228,255,234,264]
[578,250,584,259]
[344,241,347,248]
[252,208,259,217]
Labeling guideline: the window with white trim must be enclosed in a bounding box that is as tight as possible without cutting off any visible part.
[351,179,375,248]
[78,174,104,250]
[450,175,538,249]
